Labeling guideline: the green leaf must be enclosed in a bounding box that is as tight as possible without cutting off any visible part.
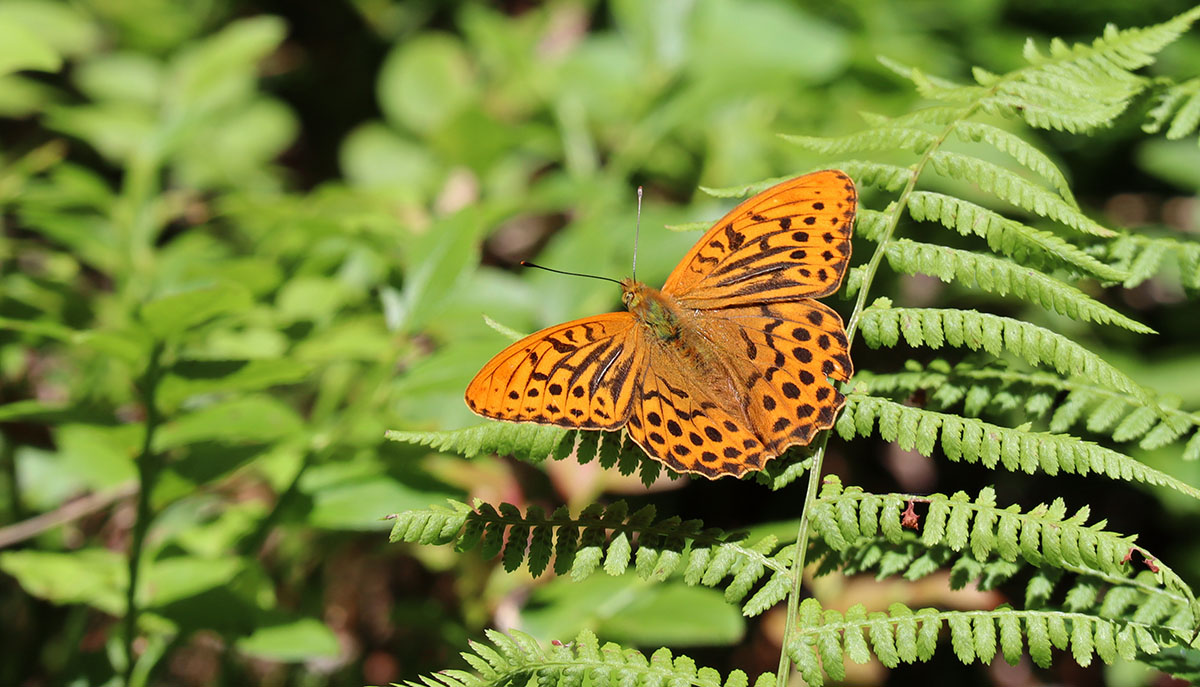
[154,395,304,450]
[158,359,313,411]
[140,283,253,340]
[378,32,478,135]
[522,574,744,647]
[0,549,125,614]
[308,476,459,531]
[387,422,572,463]
[235,617,340,660]
[0,15,61,76]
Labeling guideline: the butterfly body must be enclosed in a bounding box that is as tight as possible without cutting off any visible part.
[466,171,856,478]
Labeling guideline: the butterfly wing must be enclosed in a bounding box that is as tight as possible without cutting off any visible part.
[465,312,647,429]
[625,344,773,478]
[704,300,852,456]
[662,170,855,308]
[633,170,856,476]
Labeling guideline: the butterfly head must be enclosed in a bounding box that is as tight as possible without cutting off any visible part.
[620,278,646,310]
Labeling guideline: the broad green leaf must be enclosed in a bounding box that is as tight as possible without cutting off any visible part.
[0,17,60,76]
[522,574,744,646]
[158,359,313,411]
[0,549,125,613]
[154,395,303,450]
[140,283,253,340]
[235,617,340,660]
[146,556,245,606]
[169,15,286,112]
[307,476,459,531]
[377,32,477,135]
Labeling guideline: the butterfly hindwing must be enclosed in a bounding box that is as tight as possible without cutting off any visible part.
[706,300,852,455]
[626,359,769,478]
[465,313,646,429]
[663,170,855,308]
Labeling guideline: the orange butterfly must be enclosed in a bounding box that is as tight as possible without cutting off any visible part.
[465,170,855,478]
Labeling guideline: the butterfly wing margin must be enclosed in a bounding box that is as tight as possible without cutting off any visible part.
[663,170,855,308]
[465,312,647,430]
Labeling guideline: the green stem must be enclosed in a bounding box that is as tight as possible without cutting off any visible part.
[123,341,164,687]
[774,106,981,684]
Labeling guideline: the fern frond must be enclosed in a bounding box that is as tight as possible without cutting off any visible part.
[836,394,1200,500]
[850,361,1200,455]
[883,239,1154,333]
[388,498,798,615]
[927,152,1111,236]
[905,192,1126,281]
[826,160,912,191]
[980,9,1200,133]
[858,303,1149,402]
[1107,233,1200,290]
[404,628,770,687]
[949,121,1076,203]
[386,423,570,462]
[788,598,1184,685]
[386,424,667,484]
[1144,77,1200,142]
[811,477,1194,603]
[781,128,937,156]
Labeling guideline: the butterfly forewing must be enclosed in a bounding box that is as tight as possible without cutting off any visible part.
[663,170,855,308]
[465,313,646,429]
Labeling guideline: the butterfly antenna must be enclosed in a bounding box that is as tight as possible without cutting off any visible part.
[519,261,622,286]
[632,185,643,282]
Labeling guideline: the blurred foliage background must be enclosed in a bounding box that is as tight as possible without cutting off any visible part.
[1,0,1199,685]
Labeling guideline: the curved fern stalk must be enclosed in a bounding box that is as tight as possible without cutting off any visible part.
[858,302,1151,402]
[883,239,1153,333]
[404,628,774,687]
[837,393,1200,500]
[387,498,799,616]
[810,477,1195,605]
[849,362,1200,456]
[787,597,1184,687]
[385,423,669,485]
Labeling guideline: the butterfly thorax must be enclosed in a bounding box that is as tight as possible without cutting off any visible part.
[621,278,683,342]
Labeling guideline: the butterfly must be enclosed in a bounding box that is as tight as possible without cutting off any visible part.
[465,170,855,478]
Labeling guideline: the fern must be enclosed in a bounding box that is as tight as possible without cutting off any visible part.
[858,301,1149,401]
[1106,233,1200,290]
[811,477,1195,604]
[391,10,1200,687]
[1144,76,1200,143]
[849,360,1200,456]
[904,192,1125,280]
[386,424,669,485]
[789,599,1177,686]
[401,628,774,687]
[389,498,798,616]
[837,393,1200,499]
[879,240,1153,333]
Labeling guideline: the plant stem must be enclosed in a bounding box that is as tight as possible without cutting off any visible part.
[123,341,164,687]
[774,109,976,684]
